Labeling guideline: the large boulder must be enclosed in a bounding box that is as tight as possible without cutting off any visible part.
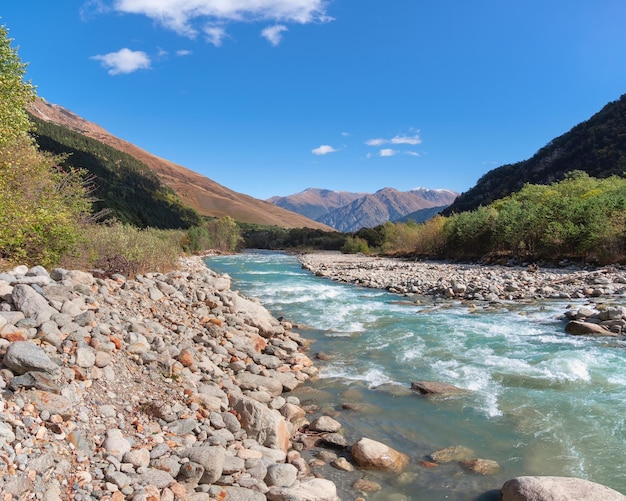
[11,284,57,326]
[3,341,60,376]
[229,393,291,452]
[229,293,285,338]
[267,478,339,501]
[501,476,626,501]
[564,320,615,336]
[179,446,225,484]
[350,437,409,473]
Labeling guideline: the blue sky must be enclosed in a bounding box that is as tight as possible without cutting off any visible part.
[2,1,626,200]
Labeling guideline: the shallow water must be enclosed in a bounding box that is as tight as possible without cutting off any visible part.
[205,251,626,500]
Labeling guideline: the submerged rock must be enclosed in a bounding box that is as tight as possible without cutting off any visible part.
[430,445,475,463]
[459,458,500,475]
[411,380,466,396]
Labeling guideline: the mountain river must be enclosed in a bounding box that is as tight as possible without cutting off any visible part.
[205,251,626,500]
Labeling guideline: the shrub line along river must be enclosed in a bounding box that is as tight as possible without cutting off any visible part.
[205,251,626,501]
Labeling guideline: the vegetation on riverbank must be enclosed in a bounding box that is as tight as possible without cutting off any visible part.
[0,25,91,268]
[0,25,241,273]
[370,171,626,264]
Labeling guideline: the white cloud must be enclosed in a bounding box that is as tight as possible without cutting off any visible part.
[80,0,110,21]
[405,151,420,157]
[365,138,386,146]
[204,26,227,46]
[380,148,397,157]
[176,49,192,56]
[262,25,288,46]
[112,0,333,38]
[366,131,422,147]
[91,48,151,75]
[391,133,421,145]
[312,145,337,155]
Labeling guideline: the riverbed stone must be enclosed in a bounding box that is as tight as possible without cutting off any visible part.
[265,463,298,487]
[267,478,339,501]
[3,341,60,375]
[12,284,57,326]
[102,428,132,459]
[564,320,615,336]
[236,372,284,397]
[179,446,225,484]
[351,437,409,473]
[501,476,626,501]
[430,445,475,463]
[230,393,291,452]
[411,380,466,396]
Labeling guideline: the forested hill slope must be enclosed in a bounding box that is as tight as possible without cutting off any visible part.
[444,93,626,215]
[31,115,202,229]
[28,99,332,230]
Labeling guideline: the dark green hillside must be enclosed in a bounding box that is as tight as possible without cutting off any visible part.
[394,205,448,224]
[30,115,201,228]
[445,93,626,214]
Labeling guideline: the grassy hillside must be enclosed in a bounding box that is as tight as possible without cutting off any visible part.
[30,115,201,229]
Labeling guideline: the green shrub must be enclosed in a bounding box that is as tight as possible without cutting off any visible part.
[183,225,212,253]
[64,224,184,275]
[341,236,370,254]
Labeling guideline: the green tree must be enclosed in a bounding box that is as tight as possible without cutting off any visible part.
[206,216,242,252]
[341,236,370,254]
[0,25,91,266]
[0,25,35,148]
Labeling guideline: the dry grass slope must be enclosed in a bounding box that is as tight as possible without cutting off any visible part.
[29,99,332,230]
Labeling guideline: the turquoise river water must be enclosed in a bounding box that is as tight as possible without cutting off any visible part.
[205,251,626,501]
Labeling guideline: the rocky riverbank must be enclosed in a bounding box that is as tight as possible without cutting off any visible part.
[299,253,626,339]
[0,257,344,500]
[299,252,626,302]
[1,256,624,501]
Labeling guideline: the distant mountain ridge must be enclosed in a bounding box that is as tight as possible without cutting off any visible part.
[28,99,331,230]
[269,187,458,232]
[267,188,367,221]
[444,93,626,214]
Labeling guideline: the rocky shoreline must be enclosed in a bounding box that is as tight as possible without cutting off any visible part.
[299,252,626,302]
[300,252,626,337]
[0,255,624,501]
[0,257,341,500]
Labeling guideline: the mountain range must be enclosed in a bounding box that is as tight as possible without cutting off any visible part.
[268,187,458,232]
[28,91,626,234]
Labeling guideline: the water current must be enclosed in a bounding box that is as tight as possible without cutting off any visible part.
[205,251,626,500]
